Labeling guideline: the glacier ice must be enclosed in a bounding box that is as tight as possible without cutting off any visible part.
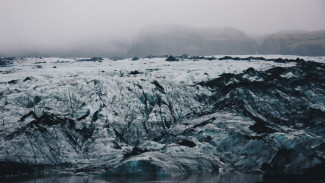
[0,55,324,178]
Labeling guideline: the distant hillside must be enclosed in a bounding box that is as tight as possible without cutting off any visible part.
[127,25,258,57]
[127,26,325,57]
[259,30,325,56]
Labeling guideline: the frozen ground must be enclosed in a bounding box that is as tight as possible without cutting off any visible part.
[0,55,324,178]
[0,55,301,84]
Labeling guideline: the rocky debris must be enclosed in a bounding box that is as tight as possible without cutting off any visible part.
[23,77,32,82]
[0,57,15,66]
[124,147,148,159]
[187,56,217,61]
[151,80,165,94]
[129,70,141,75]
[200,61,325,134]
[189,56,206,60]
[198,60,325,174]
[53,60,70,64]
[177,139,196,147]
[8,79,19,84]
[146,55,169,59]
[206,56,217,61]
[77,110,90,121]
[34,61,46,64]
[132,57,139,61]
[165,55,178,61]
[218,56,304,63]
[110,57,123,61]
[79,57,103,62]
[88,57,103,62]
[176,54,189,60]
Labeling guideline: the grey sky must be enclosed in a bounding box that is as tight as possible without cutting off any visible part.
[0,0,324,57]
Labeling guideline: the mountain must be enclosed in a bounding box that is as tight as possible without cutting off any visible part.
[127,25,258,57]
[126,25,325,57]
[259,30,325,56]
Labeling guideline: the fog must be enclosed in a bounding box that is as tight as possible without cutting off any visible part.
[0,0,324,57]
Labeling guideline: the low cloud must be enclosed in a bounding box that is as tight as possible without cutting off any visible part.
[0,0,324,57]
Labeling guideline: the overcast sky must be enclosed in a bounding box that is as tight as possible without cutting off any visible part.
[1,0,324,57]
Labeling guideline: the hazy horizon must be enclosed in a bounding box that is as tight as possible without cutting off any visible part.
[1,0,325,57]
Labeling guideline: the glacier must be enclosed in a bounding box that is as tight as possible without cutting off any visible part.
[0,55,324,179]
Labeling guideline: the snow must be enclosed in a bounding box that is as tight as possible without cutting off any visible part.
[0,56,296,84]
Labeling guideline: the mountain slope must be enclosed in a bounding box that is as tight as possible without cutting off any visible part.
[127,25,258,57]
[259,30,325,56]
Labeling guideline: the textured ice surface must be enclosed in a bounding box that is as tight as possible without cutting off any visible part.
[0,55,324,177]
